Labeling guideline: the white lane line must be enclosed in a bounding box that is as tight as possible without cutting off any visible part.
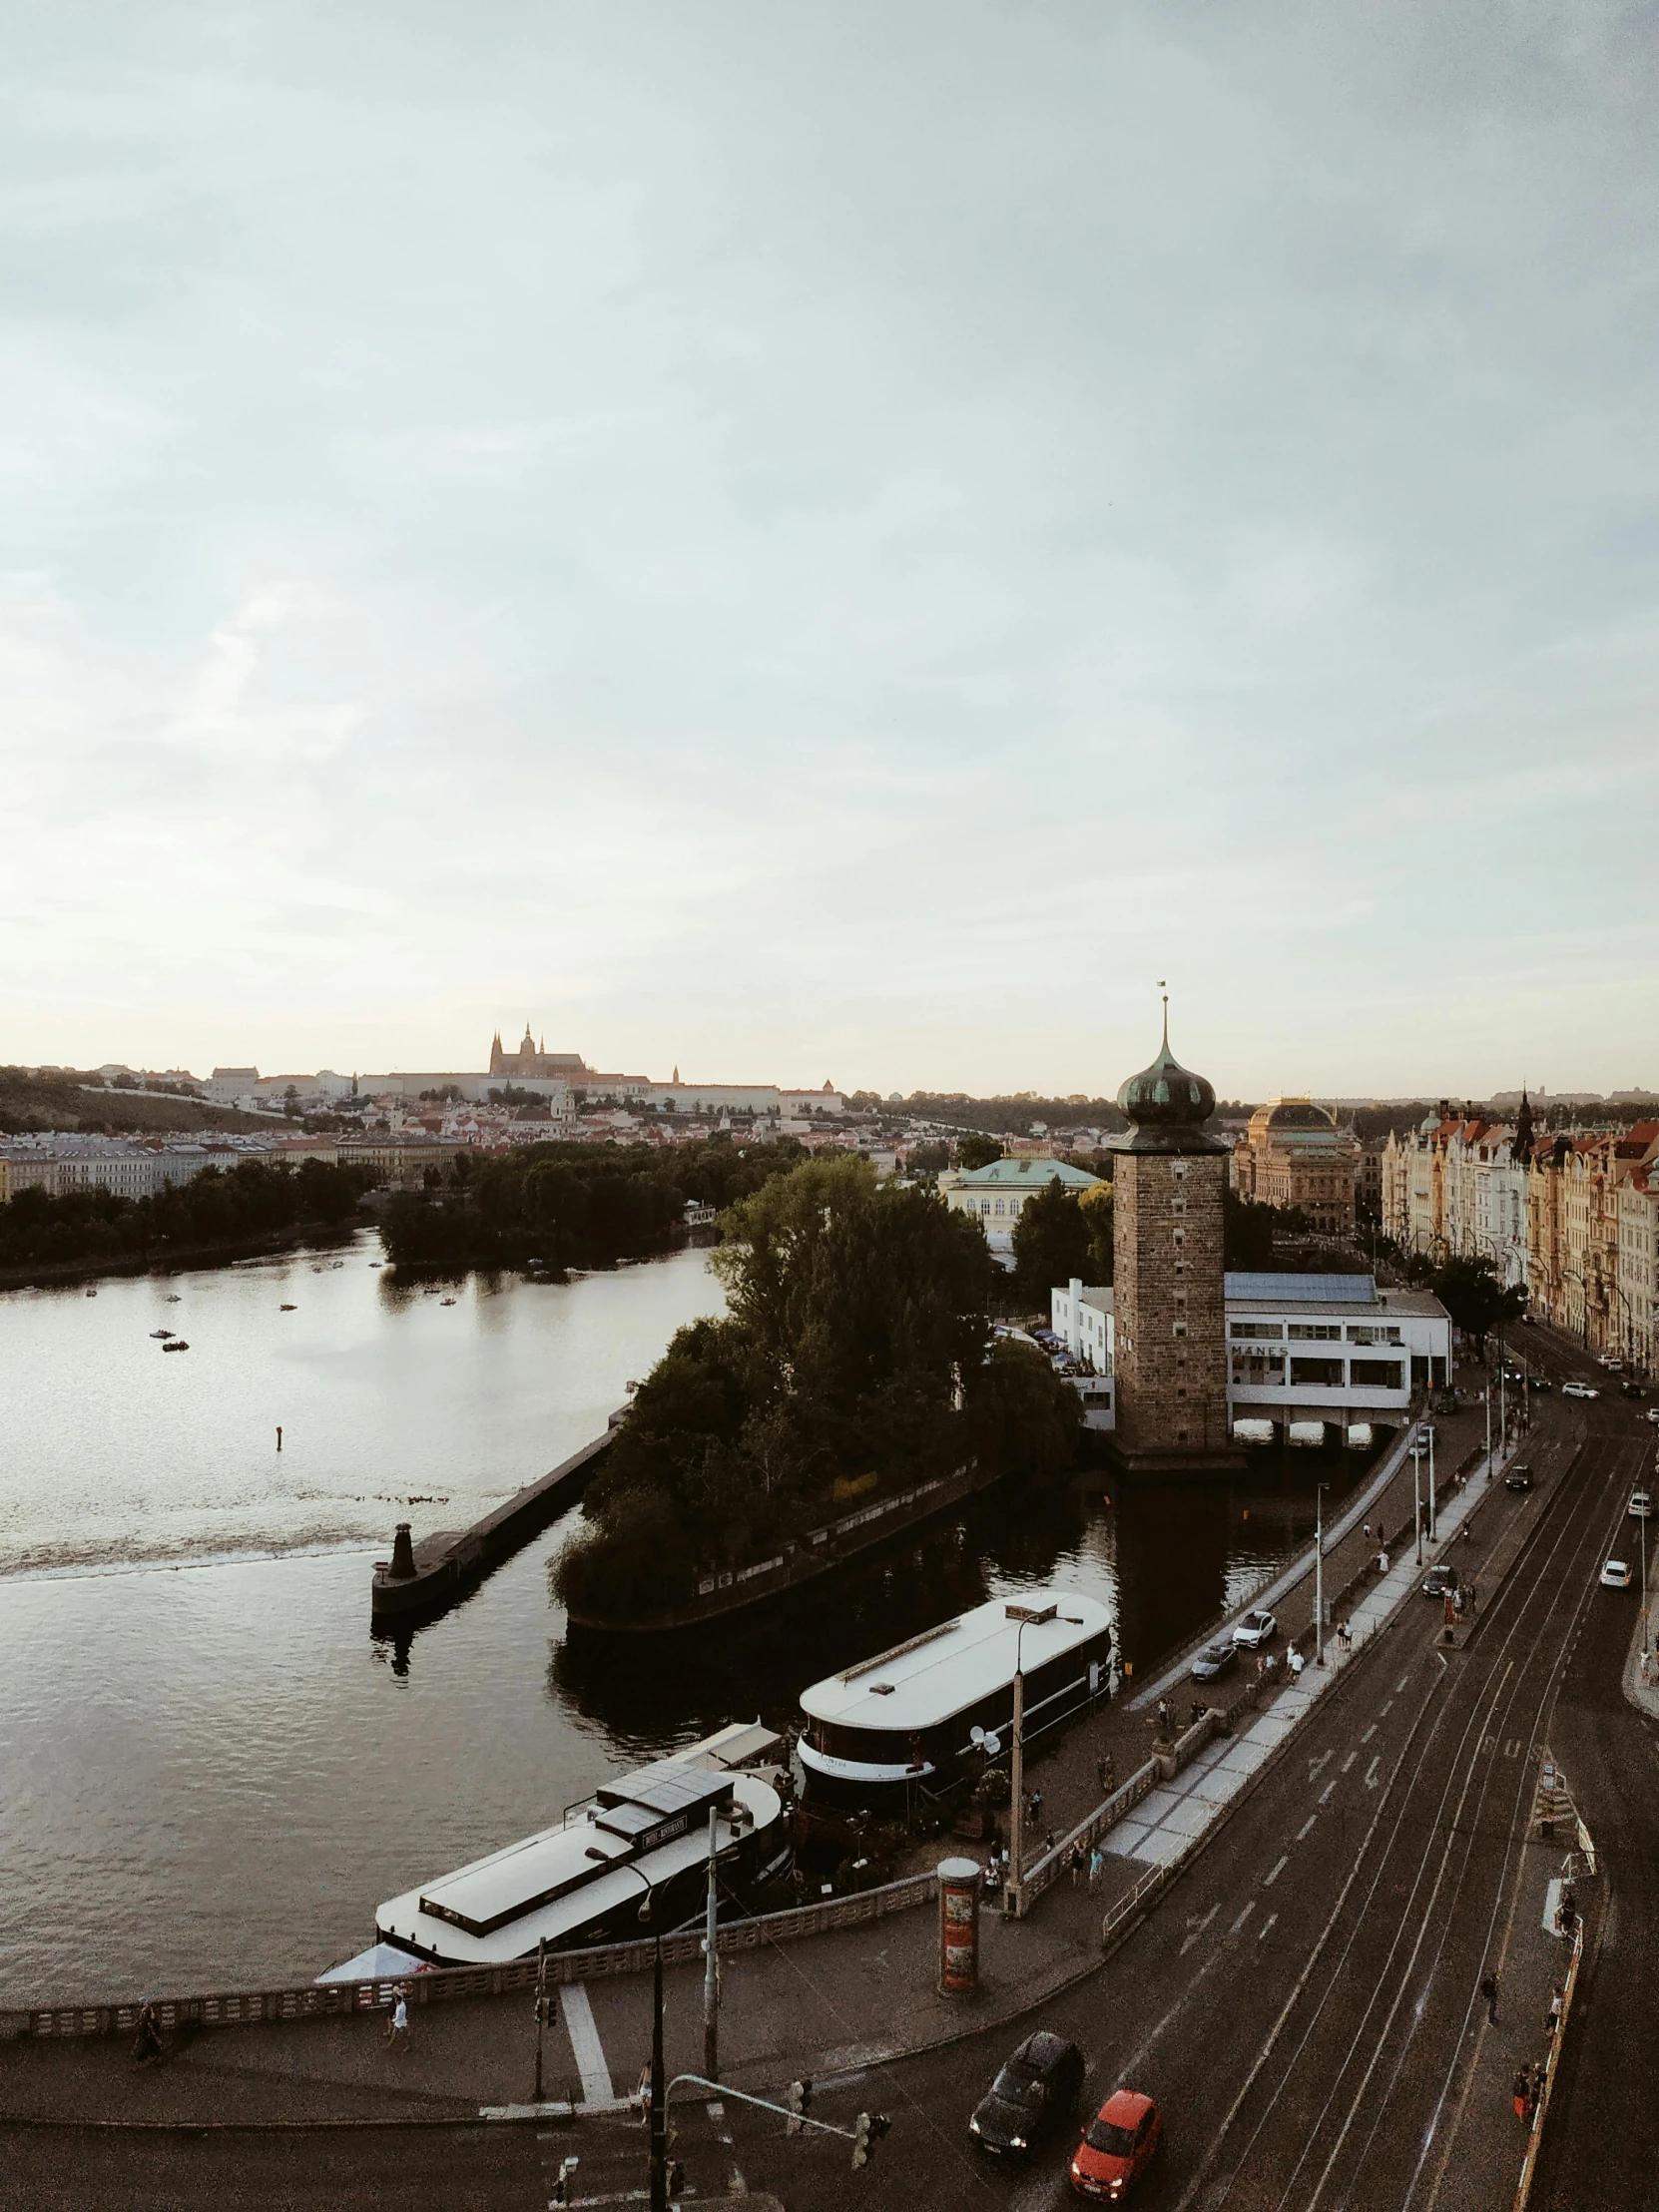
[559,1983,614,2105]
[1296,1815,1318,1841]
[1395,1673,1410,1692]
[1308,1750,1333,1781]
[1318,1779,1337,1805]
[1264,1855,1289,1887]
[1257,1912,1279,1942]
[1365,1755,1382,1788]
[1180,1904,1220,1954]
[1230,1901,1257,1936]
[1341,1751,1358,1773]
[1381,1699,1393,1716]
[1361,1723,1378,1743]
[706,2103,725,2120]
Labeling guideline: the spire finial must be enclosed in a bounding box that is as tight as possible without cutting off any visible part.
[1157,980,1169,1051]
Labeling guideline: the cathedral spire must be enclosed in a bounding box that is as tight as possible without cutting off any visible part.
[1512,1085,1534,1168]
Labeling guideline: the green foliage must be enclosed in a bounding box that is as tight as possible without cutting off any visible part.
[1010,1178,1095,1307]
[0,1066,265,1138]
[955,1135,1005,1171]
[553,1154,1078,1623]
[1428,1255,1526,1349]
[0,1159,373,1270]
[905,1141,951,1176]
[380,1136,807,1272]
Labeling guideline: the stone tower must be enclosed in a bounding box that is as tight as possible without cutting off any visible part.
[1108,1010,1242,1474]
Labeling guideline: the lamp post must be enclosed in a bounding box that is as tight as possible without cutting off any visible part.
[703,1806,720,2082]
[592,1855,666,2212]
[1413,1432,1424,1568]
[1002,1600,1058,1920]
[1428,1418,1438,1543]
[1315,1484,1329,1665]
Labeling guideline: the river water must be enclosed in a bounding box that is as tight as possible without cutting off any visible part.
[0,1237,1375,2003]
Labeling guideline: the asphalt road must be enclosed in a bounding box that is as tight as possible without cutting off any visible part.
[717,1371,1648,2212]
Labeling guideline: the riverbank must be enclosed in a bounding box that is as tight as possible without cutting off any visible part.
[0,1217,365,1295]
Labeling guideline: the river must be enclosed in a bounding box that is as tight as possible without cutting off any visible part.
[0,1237,1376,2002]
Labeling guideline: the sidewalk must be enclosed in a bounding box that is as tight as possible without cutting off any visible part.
[1622,1597,1659,1721]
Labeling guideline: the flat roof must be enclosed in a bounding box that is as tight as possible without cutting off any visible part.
[800,1589,1111,1737]
[1225,1273,1377,1302]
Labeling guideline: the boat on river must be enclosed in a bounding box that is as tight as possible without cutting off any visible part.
[798,1587,1112,1799]
[373,1733,789,1965]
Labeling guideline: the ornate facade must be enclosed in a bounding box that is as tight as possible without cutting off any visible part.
[1231,1098,1360,1235]
[1527,1123,1659,1371]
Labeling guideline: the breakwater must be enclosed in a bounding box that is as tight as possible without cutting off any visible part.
[371,1410,628,1621]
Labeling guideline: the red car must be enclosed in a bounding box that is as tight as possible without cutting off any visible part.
[1070,2088,1162,2199]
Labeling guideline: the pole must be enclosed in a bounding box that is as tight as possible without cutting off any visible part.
[1008,1660,1025,1919]
[650,1936,667,2212]
[1414,1442,1423,1568]
[535,1936,547,2105]
[1484,1360,1492,1473]
[1428,1421,1437,1542]
[1315,1486,1326,1666]
[703,1807,720,2082]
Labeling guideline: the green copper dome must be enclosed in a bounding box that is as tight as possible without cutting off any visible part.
[1117,1038,1216,1127]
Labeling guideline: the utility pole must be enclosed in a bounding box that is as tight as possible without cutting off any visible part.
[1414,1438,1424,1568]
[1428,1420,1437,1543]
[650,1937,667,2212]
[703,1807,720,2082]
[534,1936,548,2105]
[1002,1601,1056,1920]
[1315,1484,1328,1665]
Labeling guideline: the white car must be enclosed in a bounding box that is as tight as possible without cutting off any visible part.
[1598,1355,1624,1371]
[1232,1608,1278,1649]
[1600,1558,1632,1588]
[1562,1382,1599,1399]
[1646,1407,1659,1425]
[1630,1491,1653,1519]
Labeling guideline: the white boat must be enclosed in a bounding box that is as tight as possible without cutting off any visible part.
[375,1754,789,1966]
[798,1588,1112,1796]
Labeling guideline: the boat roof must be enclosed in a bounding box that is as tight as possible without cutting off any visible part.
[376,1769,781,1964]
[676,1720,785,1771]
[800,1589,1111,1736]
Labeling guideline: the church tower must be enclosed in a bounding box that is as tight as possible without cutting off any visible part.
[1511,1087,1534,1167]
[1108,1005,1242,1473]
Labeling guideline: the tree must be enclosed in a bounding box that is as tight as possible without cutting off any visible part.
[1429,1255,1526,1350]
[955,1135,1004,1171]
[1011,1178,1094,1309]
[1078,1180,1114,1283]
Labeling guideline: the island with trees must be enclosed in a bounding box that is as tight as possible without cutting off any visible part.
[551,1154,1079,1631]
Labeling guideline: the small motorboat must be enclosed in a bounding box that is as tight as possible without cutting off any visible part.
[86,1288,97,1298]
[439,1297,457,1307]
[150,1330,174,1340]
[279,1303,296,1312]
[165,1294,181,1303]
[162,1340,190,1352]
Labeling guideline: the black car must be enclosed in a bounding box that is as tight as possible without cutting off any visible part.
[1422,1563,1460,1598]
[968,2030,1085,2156]
[1505,1465,1534,1492]
[1190,1640,1238,1683]
[1621,1381,1645,1399]
[1528,1376,1551,1392]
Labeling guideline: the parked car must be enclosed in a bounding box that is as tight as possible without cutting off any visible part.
[1504,1465,1534,1492]
[969,2031,1085,2156]
[1232,1608,1278,1649]
[1600,1558,1633,1589]
[1646,1407,1659,1425]
[1629,1491,1652,1519]
[1070,2089,1163,2200]
[1422,1563,1460,1598]
[1191,1640,1238,1683]
[1598,1355,1624,1371]
[1562,1382,1599,1399]
[1621,1381,1645,1399]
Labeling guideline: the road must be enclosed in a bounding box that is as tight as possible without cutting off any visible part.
[717,1359,1648,2212]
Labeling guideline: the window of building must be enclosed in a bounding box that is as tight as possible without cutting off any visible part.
[1350,1359,1403,1388]
[1173,1228,1185,1248]
[1232,1350,1285,1384]
[1288,1324,1342,1341]
[1173,1321,1188,1338]
[994,1199,1004,1216]
[1346,1325,1402,1346]
[1230,1322,1283,1340]
[1290,1356,1345,1386]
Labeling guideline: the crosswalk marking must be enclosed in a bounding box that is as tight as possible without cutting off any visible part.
[560,1983,614,2105]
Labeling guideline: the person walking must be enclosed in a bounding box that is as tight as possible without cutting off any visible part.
[1068,1842,1084,1890]
[385,1986,411,2050]
[132,2000,164,2067]
[1547,1984,1564,2034]
[1513,2068,1532,2122]
[1480,1972,1500,2024]
[1157,1698,1170,1738]
[1088,1847,1103,1893]
[1100,1751,1115,1795]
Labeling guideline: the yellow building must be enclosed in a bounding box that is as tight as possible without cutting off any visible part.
[1231,1099,1359,1236]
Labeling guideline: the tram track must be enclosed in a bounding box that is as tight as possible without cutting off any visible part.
[1182,1419,1636,2212]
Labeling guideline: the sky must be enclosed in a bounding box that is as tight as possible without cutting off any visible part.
[2,2,1656,1102]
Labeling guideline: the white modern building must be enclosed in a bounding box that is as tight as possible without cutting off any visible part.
[1051,1271,1451,1445]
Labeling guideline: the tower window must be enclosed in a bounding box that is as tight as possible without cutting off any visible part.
[1173,1321,1188,1338]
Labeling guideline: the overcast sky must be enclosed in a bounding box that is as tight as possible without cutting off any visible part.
[2,3,1656,1100]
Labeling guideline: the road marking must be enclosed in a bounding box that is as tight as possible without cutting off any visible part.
[1264,1855,1289,1887]
[1395,1675,1410,1692]
[1308,1751,1332,1781]
[1365,1755,1382,1788]
[1361,1723,1378,1743]
[1380,1699,1393,1716]
[1180,1905,1219,1955]
[727,2170,746,2197]
[1229,1902,1256,1936]
[1505,1738,1522,1758]
[559,1983,613,2105]
[1296,1815,1318,1841]
[1257,1912,1279,1941]
[706,2102,724,2120]
[1319,1779,1337,1805]
[1341,1752,1358,1773]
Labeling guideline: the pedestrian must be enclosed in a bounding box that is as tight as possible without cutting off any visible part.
[1157,1698,1170,1737]
[1029,1787,1044,1821]
[1379,1549,1390,1576]
[1089,1847,1103,1893]
[639,2063,653,2124]
[1101,1751,1116,1794]
[1045,1828,1055,1856]
[1339,1620,1353,1653]
[1097,1754,1108,1793]
[132,2000,164,2067]
[1547,1984,1564,2034]
[1363,1522,1372,1541]
[1068,1843,1083,1890]
[1288,1647,1305,1678]
[1480,1971,1500,2024]
[385,1986,411,2050]
[1513,2068,1531,2122]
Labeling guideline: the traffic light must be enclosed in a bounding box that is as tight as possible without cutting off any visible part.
[785,2077,813,2134]
[850,2112,889,2168]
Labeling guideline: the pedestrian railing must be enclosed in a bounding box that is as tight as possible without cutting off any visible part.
[0,1870,941,2044]
[1019,1709,1223,1909]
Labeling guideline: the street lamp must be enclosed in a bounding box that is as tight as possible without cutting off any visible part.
[1315,1484,1329,1665]
[590,1854,667,2212]
[1002,1601,1059,1920]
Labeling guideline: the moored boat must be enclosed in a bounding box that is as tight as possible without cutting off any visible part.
[798,1588,1112,1799]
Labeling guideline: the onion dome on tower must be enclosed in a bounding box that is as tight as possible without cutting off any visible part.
[1112,995,1225,1155]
